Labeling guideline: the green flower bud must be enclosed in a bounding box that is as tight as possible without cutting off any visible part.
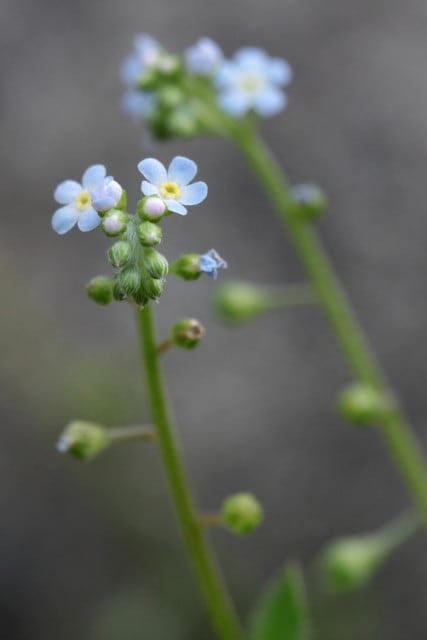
[86,276,113,305]
[144,277,165,300]
[171,318,205,349]
[101,210,129,237]
[157,85,184,109]
[115,189,127,212]
[108,240,132,267]
[338,383,392,426]
[133,288,149,308]
[56,420,110,460]
[221,493,263,535]
[170,253,201,280]
[169,108,199,138]
[137,221,163,247]
[213,281,272,324]
[143,248,169,280]
[120,269,141,296]
[112,277,127,301]
[137,196,167,221]
[291,183,327,221]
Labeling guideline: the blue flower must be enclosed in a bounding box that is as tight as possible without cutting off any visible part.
[138,156,208,215]
[121,89,155,120]
[184,37,223,75]
[52,165,123,234]
[121,34,163,86]
[199,249,228,279]
[214,47,292,117]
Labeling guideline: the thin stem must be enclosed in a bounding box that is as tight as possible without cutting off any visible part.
[156,337,173,355]
[231,124,427,522]
[136,304,244,640]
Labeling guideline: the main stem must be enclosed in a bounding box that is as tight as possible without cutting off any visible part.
[136,304,244,640]
[231,124,427,521]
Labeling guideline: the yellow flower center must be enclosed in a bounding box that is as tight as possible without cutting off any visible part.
[241,75,262,92]
[76,191,92,211]
[160,182,180,199]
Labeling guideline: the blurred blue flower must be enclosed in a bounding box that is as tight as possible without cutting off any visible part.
[215,47,292,117]
[121,34,163,85]
[52,165,122,234]
[138,156,207,215]
[184,37,223,75]
[199,249,228,279]
[121,89,155,120]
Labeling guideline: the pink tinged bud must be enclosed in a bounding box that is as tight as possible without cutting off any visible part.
[104,214,124,234]
[144,197,166,220]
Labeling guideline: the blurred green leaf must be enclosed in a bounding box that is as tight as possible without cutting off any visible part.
[249,562,310,640]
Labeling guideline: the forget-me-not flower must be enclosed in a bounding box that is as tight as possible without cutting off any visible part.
[52,165,123,234]
[184,37,223,75]
[121,34,163,86]
[199,249,228,279]
[138,156,207,215]
[215,47,292,117]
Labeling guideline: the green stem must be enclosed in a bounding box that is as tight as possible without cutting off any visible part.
[231,124,427,522]
[136,304,244,640]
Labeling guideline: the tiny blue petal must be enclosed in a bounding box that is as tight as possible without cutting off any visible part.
[179,181,208,205]
[138,158,167,185]
[54,180,82,205]
[82,165,106,190]
[141,180,160,197]
[199,249,228,279]
[77,207,101,232]
[51,205,79,235]
[165,199,187,215]
[253,88,286,116]
[184,37,223,75]
[168,156,198,185]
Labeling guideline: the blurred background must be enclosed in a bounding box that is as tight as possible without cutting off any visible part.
[2,0,427,638]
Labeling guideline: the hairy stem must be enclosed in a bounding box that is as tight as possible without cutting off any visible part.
[136,304,244,640]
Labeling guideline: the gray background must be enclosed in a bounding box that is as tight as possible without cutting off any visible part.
[1,0,427,638]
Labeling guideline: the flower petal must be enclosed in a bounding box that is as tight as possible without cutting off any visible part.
[77,207,101,232]
[51,205,79,235]
[82,165,106,190]
[267,59,293,86]
[141,180,160,196]
[217,90,251,117]
[165,199,187,215]
[168,156,198,185]
[235,47,267,69]
[137,158,167,185]
[179,181,208,205]
[92,196,116,211]
[253,87,286,116]
[54,180,82,204]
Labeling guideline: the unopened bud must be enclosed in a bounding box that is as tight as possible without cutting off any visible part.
[291,183,327,221]
[221,493,263,535]
[137,196,167,221]
[214,281,271,324]
[137,221,162,247]
[170,253,201,280]
[338,383,392,426]
[144,277,165,300]
[171,318,205,349]
[101,210,129,237]
[108,240,132,267]
[143,248,169,279]
[86,276,113,305]
[120,268,141,296]
[56,420,110,460]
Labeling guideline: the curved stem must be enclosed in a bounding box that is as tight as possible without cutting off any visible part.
[231,124,427,522]
[136,304,244,640]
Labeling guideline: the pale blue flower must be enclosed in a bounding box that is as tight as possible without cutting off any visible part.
[52,165,123,234]
[184,37,223,75]
[138,156,207,215]
[121,89,155,119]
[199,249,228,279]
[215,47,292,117]
[121,34,163,86]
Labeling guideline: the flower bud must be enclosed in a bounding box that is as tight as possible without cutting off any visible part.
[137,221,162,247]
[56,420,110,460]
[137,196,167,221]
[115,189,127,211]
[108,240,132,267]
[221,493,263,535]
[213,281,271,324]
[86,276,113,305]
[101,210,129,237]
[338,383,392,426]
[291,183,327,221]
[157,86,184,109]
[320,535,387,592]
[144,277,165,300]
[171,318,205,349]
[170,253,201,280]
[112,277,127,301]
[119,268,141,296]
[169,108,199,138]
[143,248,169,279]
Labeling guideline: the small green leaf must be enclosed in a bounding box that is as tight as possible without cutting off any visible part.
[249,562,310,640]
